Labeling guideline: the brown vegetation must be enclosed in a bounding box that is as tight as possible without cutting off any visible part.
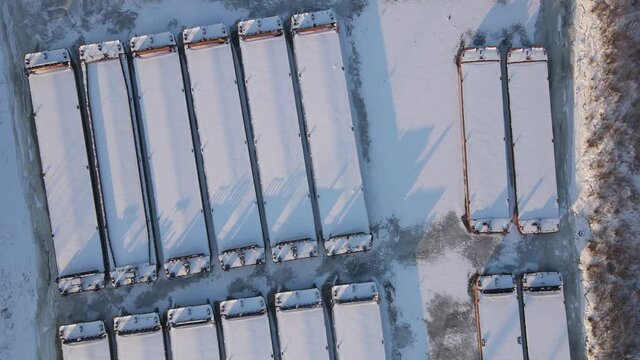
[577,1,640,358]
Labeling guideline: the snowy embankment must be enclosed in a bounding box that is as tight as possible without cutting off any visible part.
[574,0,640,358]
[0,3,47,358]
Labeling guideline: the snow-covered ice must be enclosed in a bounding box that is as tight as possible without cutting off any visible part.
[167,304,220,360]
[459,47,511,234]
[79,40,157,287]
[25,48,105,295]
[238,16,318,263]
[130,31,210,278]
[291,10,372,255]
[182,24,265,270]
[507,47,560,234]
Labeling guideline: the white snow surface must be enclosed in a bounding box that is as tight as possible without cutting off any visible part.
[131,33,209,263]
[522,272,570,360]
[507,47,560,234]
[275,288,329,360]
[332,300,385,359]
[331,282,385,359]
[0,8,42,355]
[572,2,640,357]
[59,319,106,340]
[82,42,153,273]
[168,305,220,360]
[291,10,371,250]
[239,16,282,37]
[114,313,165,360]
[220,296,274,360]
[476,275,523,360]
[239,17,317,261]
[116,332,166,360]
[169,324,219,360]
[25,51,104,279]
[276,287,322,309]
[291,9,336,32]
[0,1,587,359]
[62,338,110,360]
[459,47,511,233]
[60,321,110,360]
[183,24,265,268]
[220,295,266,318]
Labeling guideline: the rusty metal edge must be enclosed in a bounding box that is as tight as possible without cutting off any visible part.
[293,23,338,36]
[26,61,69,74]
[239,29,283,41]
[132,46,175,57]
[457,51,475,234]
[185,37,228,49]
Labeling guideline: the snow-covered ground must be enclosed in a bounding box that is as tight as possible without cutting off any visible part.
[0,0,607,359]
[573,0,640,358]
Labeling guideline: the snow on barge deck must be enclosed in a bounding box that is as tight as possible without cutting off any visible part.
[220,296,275,359]
[79,40,157,287]
[331,282,385,359]
[182,24,265,270]
[167,304,221,360]
[130,32,210,278]
[114,312,165,359]
[59,320,110,360]
[458,47,511,234]
[25,48,105,295]
[507,47,560,234]
[238,16,317,263]
[291,10,372,255]
[274,288,330,359]
[522,272,570,359]
[474,274,524,359]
